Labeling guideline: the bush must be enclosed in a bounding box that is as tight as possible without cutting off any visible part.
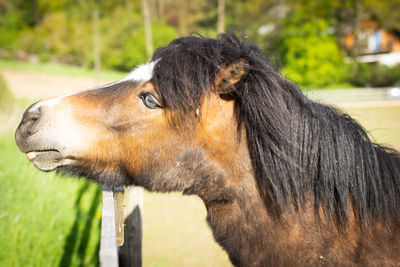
[345,63,372,87]
[0,11,25,50]
[370,64,400,87]
[281,19,346,88]
[347,63,400,87]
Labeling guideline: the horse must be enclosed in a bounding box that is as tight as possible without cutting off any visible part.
[15,33,400,266]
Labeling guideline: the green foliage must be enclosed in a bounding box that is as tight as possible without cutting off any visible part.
[281,19,346,88]
[346,63,372,87]
[237,1,348,89]
[347,63,400,87]
[2,0,400,88]
[101,8,178,71]
[0,73,14,112]
[363,0,400,31]
[15,7,177,71]
[0,10,25,50]
[17,12,92,66]
[370,64,400,87]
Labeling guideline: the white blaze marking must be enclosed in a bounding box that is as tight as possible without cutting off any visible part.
[28,60,158,112]
[29,92,77,112]
[120,60,157,82]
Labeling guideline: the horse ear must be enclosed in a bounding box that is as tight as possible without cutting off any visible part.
[214,58,249,94]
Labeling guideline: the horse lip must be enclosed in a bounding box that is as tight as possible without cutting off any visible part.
[26,149,60,159]
[26,149,64,171]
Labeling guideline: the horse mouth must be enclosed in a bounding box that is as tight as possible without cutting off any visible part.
[26,149,64,171]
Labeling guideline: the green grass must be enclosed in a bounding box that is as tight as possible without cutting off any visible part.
[0,59,127,81]
[1,105,399,267]
[0,132,102,267]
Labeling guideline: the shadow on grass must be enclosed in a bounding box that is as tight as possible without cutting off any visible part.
[59,183,101,267]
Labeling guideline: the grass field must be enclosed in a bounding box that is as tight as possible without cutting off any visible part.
[345,106,400,149]
[0,102,399,266]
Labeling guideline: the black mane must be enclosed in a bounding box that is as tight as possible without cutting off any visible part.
[150,33,400,228]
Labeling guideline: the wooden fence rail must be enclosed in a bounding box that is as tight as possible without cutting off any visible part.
[100,185,143,267]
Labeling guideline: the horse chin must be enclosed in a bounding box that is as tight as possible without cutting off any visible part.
[56,164,133,187]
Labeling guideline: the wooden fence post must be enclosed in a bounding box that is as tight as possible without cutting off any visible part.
[100,185,119,267]
[119,186,144,267]
[113,186,125,246]
[100,185,143,267]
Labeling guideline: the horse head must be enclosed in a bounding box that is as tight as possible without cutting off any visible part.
[15,38,252,201]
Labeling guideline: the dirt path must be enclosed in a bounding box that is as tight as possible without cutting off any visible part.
[1,69,111,100]
[0,69,114,134]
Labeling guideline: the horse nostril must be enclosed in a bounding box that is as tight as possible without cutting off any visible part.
[25,110,40,124]
[15,103,44,151]
[20,106,42,135]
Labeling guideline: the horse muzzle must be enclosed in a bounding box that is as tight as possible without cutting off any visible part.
[15,101,76,171]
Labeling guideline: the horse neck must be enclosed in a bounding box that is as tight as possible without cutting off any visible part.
[197,136,278,266]
[204,172,272,266]
[201,164,313,266]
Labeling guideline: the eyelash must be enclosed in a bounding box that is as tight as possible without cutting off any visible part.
[140,93,161,109]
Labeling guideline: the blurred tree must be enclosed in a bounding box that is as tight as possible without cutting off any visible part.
[17,12,92,65]
[1,0,399,87]
[152,0,213,36]
[217,0,225,33]
[101,7,177,70]
[364,0,400,31]
[0,0,37,49]
[142,0,153,59]
[7,0,177,70]
[243,0,346,87]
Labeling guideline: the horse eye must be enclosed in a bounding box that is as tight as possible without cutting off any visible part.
[140,93,160,109]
